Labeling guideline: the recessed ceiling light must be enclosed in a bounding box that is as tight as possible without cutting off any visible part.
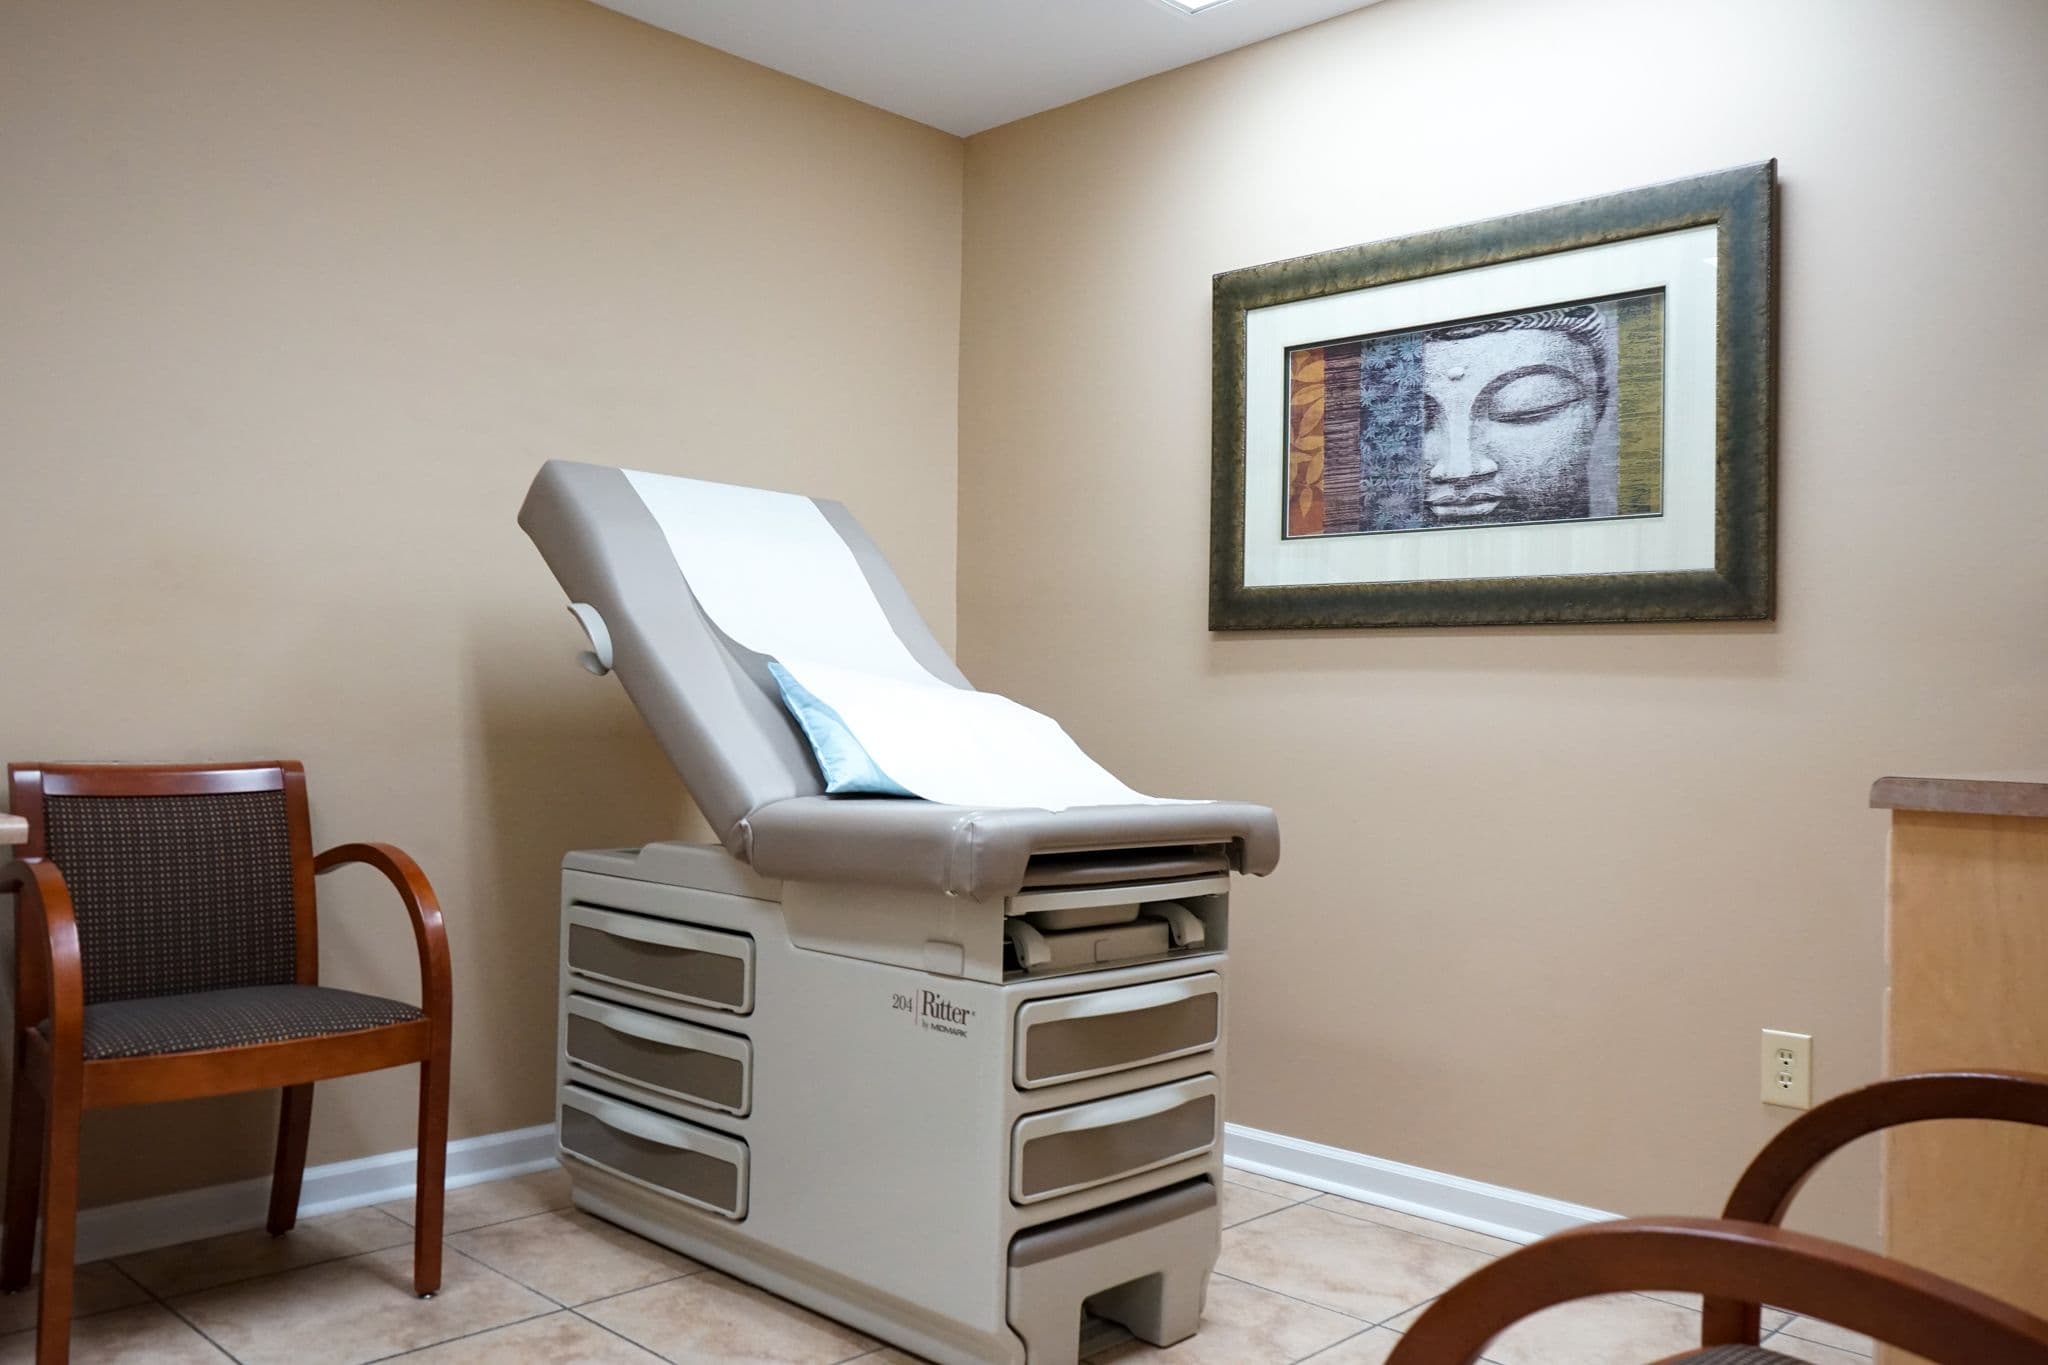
[1158,0,1238,14]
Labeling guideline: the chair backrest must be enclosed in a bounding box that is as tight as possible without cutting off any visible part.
[7,763,315,1006]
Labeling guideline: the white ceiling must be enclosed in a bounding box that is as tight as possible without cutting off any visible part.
[592,0,1386,136]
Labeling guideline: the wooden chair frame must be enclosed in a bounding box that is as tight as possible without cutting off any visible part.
[0,762,452,1365]
[1385,1215,2048,1365]
[1704,1069,2048,1346]
[1386,1070,2048,1365]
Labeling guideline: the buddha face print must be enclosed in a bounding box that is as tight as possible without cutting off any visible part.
[1284,291,1665,538]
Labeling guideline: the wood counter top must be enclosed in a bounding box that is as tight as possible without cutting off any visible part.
[1871,771,2048,819]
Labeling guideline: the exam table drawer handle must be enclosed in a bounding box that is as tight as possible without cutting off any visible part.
[565,994,752,1116]
[566,903,755,1014]
[1014,973,1221,1090]
[1011,1074,1219,1205]
[559,1084,749,1219]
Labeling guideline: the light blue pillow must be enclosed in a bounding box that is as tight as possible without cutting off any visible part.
[766,661,914,797]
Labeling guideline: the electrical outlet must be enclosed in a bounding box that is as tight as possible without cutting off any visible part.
[1761,1029,1812,1109]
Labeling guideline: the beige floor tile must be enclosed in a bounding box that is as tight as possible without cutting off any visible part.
[449,1209,700,1306]
[381,1165,574,1234]
[1299,1327,1402,1363]
[1308,1195,1520,1257]
[173,1243,552,1365]
[581,1269,875,1364]
[116,1206,414,1298]
[1220,1181,1298,1229]
[1377,1297,1432,1330]
[0,1302,231,1363]
[1220,1167,1319,1202]
[1452,1292,1706,1365]
[397,1310,667,1362]
[1081,1317,1135,1359]
[1773,1316,1874,1356]
[1089,1274,1364,1363]
[1635,1289,1791,1332]
[1216,1203,1493,1323]
[0,1260,149,1334]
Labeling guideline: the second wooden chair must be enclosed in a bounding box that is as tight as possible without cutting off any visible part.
[1387,1070,2048,1364]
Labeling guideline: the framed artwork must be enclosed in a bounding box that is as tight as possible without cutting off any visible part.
[1210,161,1775,630]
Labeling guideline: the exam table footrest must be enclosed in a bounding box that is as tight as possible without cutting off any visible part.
[1006,1178,1219,1365]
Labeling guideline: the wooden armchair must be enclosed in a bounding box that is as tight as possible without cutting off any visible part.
[0,762,452,1365]
[1387,1070,2048,1365]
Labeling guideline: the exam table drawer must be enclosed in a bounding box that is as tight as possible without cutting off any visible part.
[559,1084,749,1219]
[567,903,754,1014]
[1011,1073,1219,1205]
[565,995,752,1116]
[1014,973,1221,1090]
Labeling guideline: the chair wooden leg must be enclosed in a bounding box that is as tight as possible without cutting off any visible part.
[411,1054,448,1297]
[34,1067,81,1365]
[267,1083,314,1236]
[2,1041,45,1293]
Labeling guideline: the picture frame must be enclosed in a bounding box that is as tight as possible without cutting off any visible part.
[1209,160,1776,630]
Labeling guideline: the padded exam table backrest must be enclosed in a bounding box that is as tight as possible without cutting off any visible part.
[519,459,1278,899]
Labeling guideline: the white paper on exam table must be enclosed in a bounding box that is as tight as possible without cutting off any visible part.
[622,469,1178,812]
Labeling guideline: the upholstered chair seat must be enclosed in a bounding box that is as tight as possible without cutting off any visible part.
[1667,1348,1805,1365]
[50,985,424,1061]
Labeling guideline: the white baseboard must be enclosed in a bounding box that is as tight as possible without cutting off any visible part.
[74,1117,1600,1265]
[75,1123,558,1264]
[1223,1121,1616,1246]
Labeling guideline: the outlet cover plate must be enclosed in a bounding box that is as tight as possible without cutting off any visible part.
[1762,1029,1813,1109]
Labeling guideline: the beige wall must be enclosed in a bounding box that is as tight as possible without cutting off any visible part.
[958,0,2048,1243]
[9,0,2046,1251]
[0,0,962,1206]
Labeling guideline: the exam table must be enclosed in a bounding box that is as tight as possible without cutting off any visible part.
[521,459,1278,1365]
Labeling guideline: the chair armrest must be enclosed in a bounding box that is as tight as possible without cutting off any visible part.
[1386,1217,2048,1365]
[1704,1069,2048,1342]
[0,857,84,1050]
[313,843,452,1024]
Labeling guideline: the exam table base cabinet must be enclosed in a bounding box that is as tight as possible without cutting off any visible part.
[554,842,1233,1365]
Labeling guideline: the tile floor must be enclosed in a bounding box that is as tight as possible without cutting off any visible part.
[0,1164,1878,1364]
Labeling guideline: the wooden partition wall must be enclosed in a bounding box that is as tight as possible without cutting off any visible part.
[1872,773,2048,1365]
